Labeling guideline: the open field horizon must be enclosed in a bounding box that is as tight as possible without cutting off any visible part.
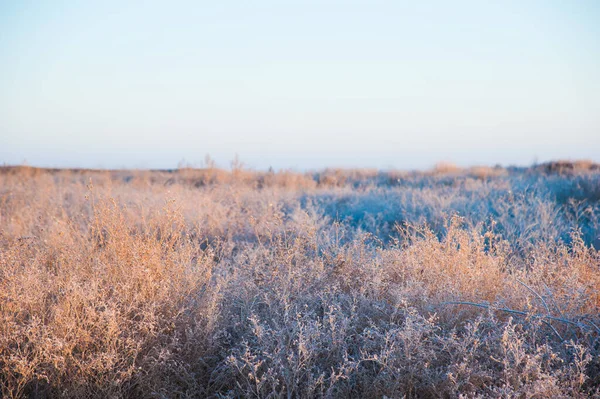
[2,0,599,396]
[3,157,600,174]
[1,159,599,398]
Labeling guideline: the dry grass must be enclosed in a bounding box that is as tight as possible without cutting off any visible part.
[0,164,599,398]
[431,162,462,175]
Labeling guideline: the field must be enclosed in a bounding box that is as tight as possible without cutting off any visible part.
[1,162,599,398]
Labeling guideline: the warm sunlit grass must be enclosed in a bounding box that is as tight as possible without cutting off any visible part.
[0,162,599,398]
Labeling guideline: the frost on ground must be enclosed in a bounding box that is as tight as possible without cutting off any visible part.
[1,163,599,398]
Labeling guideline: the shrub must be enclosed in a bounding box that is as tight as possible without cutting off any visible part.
[0,164,598,398]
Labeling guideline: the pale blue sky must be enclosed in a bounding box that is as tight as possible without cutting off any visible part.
[1,0,599,170]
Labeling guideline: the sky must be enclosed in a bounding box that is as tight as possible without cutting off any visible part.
[1,0,599,170]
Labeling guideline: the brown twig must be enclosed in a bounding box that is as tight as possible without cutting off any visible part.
[440,301,597,341]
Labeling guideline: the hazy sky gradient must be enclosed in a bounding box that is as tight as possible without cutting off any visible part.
[1,0,599,170]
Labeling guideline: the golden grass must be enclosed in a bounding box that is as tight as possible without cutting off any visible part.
[0,165,599,398]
